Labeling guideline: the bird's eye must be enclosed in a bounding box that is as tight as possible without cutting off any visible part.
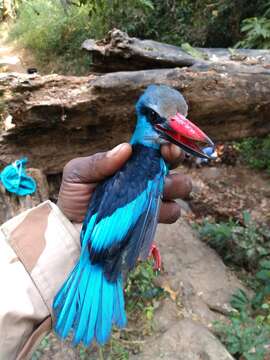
[148,109,159,124]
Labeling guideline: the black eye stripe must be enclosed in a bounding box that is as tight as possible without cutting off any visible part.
[149,109,158,122]
[141,106,166,125]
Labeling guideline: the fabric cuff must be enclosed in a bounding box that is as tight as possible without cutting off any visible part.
[1,200,81,313]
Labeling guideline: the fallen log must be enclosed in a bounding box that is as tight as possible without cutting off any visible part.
[82,29,270,73]
[82,29,196,72]
[1,65,269,175]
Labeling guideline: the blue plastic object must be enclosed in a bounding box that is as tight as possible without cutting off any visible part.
[195,146,217,165]
[203,146,217,158]
[0,158,36,196]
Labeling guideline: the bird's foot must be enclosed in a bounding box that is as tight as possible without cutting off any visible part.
[149,243,162,271]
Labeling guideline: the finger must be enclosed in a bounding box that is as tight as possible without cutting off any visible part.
[161,143,185,169]
[63,143,132,183]
[163,173,192,200]
[57,183,92,222]
[158,200,181,224]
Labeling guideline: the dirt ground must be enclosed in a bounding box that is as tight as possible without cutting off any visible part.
[184,163,270,225]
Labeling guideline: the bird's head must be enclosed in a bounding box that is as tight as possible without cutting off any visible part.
[133,84,214,159]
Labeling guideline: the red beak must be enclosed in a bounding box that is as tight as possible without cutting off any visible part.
[155,113,214,159]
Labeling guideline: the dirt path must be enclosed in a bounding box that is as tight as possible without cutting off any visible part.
[0,24,28,73]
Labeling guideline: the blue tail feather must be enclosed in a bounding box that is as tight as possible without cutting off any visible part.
[95,273,114,345]
[54,264,83,336]
[72,264,93,345]
[113,277,126,327]
[53,254,127,346]
[83,269,103,345]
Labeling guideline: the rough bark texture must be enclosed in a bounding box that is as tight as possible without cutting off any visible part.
[82,29,270,72]
[82,29,196,72]
[1,65,270,174]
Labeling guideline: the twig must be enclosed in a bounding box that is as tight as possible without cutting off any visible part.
[119,339,145,345]
[99,346,104,360]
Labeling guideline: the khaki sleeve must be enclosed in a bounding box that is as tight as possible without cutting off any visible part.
[0,201,81,360]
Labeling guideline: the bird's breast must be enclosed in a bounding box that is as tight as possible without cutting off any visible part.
[88,144,164,221]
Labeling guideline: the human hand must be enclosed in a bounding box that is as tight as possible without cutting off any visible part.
[57,143,192,224]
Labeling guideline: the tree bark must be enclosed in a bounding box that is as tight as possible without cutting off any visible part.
[1,66,269,174]
[82,29,270,73]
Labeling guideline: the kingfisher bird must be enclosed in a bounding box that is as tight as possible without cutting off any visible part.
[53,84,214,346]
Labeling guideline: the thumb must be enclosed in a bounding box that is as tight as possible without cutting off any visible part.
[63,143,132,183]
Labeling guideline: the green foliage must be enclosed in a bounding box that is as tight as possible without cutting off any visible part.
[107,338,129,360]
[237,2,270,48]
[70,0,267,48]
[200,215,270,359]
[125,260,164,315]
[237,17,270,49]
[8,0,269,75]
[253,260,270,310]
[31,335,51,360]
[236,136,270,174]
[231,261,270,313]
[215,312,270,360]
[140,0,265,47]
[83,0,154,39]
[102,261,164,358]
[8,0,91,74]
[7,0,156,73]
[141,0,208,46]
[105,260,164,358]
[215,260,270,360]
[198,213,270,272]
[181,43,209,60]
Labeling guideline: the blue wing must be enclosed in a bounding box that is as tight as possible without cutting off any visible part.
[81,144,166,281]
[53,145,167,345]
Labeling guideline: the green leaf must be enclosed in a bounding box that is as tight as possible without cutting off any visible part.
[139,0,154,10]
[256,270,270,282]
[243,211,251,226]
[231,289,250,312]
[181,42,209,60]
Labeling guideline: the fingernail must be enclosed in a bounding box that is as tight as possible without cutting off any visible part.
[107,143,126,157]
[171,145,181,159]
